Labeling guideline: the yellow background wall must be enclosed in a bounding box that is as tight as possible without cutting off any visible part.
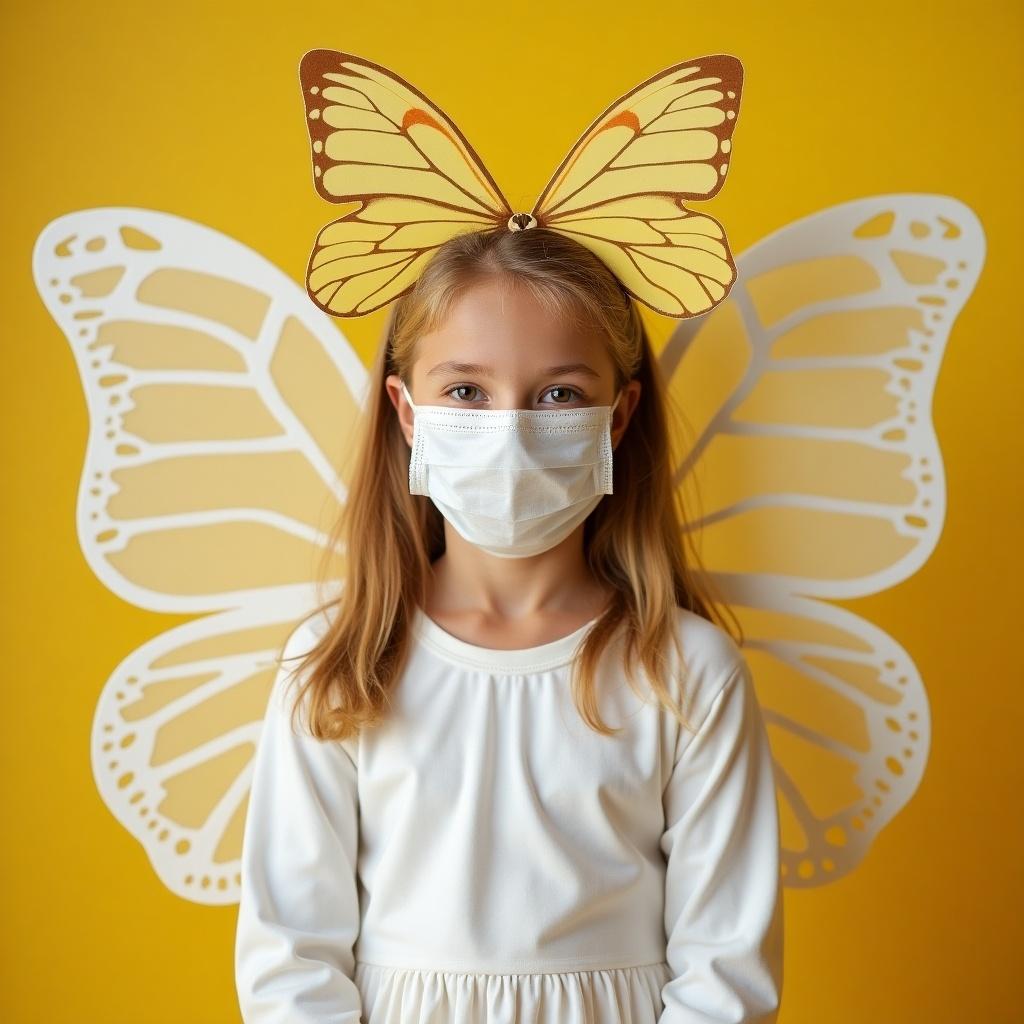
[3,1,1021,1021]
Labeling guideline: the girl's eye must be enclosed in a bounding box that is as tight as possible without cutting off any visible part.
[443,385,584,405]
[542,386,582,405]
[445,384,484,403]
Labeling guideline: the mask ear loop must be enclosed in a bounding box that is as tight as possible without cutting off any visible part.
[401,380,425,495]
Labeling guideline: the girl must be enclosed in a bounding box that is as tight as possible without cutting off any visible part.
[234,227,784,1023]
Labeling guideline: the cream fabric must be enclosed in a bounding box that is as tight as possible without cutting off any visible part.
[234,604,784,1023]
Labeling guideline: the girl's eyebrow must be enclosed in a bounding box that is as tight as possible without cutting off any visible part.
[425,361,600,379]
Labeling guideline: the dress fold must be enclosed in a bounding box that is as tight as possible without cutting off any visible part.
[355,961,673,1024]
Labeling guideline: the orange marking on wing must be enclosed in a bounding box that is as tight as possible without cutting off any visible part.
[402,108,442,132]
[605,110,641,133]
[543,110,642,223]
[401,107,501,216]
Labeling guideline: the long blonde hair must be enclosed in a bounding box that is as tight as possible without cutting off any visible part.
[286,225,742,740]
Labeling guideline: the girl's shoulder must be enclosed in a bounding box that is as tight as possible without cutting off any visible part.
[278,604,340,668]
[671,606,745,676]
[665,606,750,730]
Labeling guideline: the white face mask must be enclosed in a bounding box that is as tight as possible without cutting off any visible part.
[401,380,623,559]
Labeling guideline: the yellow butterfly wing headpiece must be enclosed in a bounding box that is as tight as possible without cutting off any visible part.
[298,48,743,318]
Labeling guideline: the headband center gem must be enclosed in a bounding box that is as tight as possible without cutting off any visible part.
[508,213,537,231]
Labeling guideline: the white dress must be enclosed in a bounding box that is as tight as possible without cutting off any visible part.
[234,604,784,1024]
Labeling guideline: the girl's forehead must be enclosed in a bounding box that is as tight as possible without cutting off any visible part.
[414,334,616,385]
[415,283,614,377]
[436,280,578,334]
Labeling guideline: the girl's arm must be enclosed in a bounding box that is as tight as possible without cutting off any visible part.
[234,624,363,1024]
[658,660,785,1024]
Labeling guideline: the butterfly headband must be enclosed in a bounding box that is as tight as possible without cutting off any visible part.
[298,49,744,320]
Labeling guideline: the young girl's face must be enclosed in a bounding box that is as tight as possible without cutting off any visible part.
[387,277,639,442]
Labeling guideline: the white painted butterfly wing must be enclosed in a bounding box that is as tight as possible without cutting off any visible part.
[33,207,365,903]
[661,193,985,886]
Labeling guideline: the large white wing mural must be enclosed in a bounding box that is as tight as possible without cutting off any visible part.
[32,195,984,903]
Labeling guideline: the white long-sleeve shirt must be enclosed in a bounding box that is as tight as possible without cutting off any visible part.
[235,604,784,1023]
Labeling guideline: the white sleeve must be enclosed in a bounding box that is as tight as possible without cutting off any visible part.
[657,660,784,1024]
[234,625,364,1024]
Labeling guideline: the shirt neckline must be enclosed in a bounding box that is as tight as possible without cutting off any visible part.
[411,607,600,674]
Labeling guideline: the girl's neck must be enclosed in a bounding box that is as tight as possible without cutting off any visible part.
[423,533,613,647]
